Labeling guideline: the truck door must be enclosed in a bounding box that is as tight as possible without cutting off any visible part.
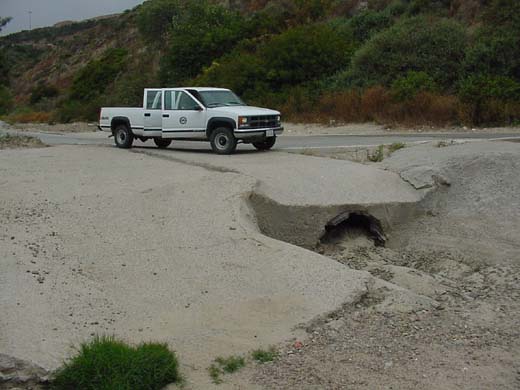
[144,89,163,138]
[162,90,206,139]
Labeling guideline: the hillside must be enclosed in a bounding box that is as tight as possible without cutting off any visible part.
[0,0,519,127]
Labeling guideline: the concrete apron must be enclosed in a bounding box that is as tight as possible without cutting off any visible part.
[0,145,423,388]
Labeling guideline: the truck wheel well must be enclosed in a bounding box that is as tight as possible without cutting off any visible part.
[111,117,131,134]
[206,118,236,139]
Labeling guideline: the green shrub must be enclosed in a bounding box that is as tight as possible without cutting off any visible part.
[0,85,13,114]
[458,75,520,103]
[262,24,351,87]
[195,23,352,102]
[30,84,59,104]
[159,0,246,85]
[51,336,180,390]
[70,48,128,102]
[347,16,467,89]
[341,10,392,44]
[391,71,437,101]
[463,27,520,80]
[458,75,520,125]
[252,347,279,363]
[137,0,181,44]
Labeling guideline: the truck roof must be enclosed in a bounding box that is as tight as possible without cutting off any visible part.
[183,87,230,92]
[144,87,230,92]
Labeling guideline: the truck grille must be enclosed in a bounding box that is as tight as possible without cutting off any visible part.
[249,115,278,128]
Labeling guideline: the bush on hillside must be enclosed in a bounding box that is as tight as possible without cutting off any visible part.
[391,71,437,101]
[463,27,520,80]
[137,0,181,44]
[195,23,352,103]
[30,84,59,104]
[458,75,520,125]
[340,10,393,43]
[0,85,13,114]
[70,48,128,102]
[346,16,467,89]
[159,0,246,85]
[51,336,180,390]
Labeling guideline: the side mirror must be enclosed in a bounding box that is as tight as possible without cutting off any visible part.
[194,105,203,111]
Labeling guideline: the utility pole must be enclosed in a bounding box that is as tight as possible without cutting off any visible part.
[28,10,32,30]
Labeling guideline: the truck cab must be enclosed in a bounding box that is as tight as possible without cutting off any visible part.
[98,87,283,154]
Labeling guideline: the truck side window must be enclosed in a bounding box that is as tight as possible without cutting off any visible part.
[146,90,162,110]
[177,92,199,110]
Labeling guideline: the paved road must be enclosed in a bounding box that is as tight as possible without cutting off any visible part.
[2,125,520,151]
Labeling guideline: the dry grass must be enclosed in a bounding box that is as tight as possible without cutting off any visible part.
[4,111,52,124]
[283,87,466,127]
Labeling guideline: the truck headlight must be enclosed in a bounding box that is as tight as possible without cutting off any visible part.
[276,115,281,123]
[238,116,249,127]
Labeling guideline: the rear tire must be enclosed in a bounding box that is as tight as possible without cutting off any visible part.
[154,138,172,149]
[253,136,276,151]
[114,124,134,149]
[210,127,237,155]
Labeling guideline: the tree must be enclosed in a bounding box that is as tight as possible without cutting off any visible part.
[0,17,12,86]
[0,16,12,32]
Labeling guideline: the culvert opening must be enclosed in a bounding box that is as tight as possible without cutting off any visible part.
[320,212,386,247]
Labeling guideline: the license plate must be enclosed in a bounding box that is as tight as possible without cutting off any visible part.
[266,130,274,137]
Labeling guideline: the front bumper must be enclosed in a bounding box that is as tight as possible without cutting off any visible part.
[234,126,284,139]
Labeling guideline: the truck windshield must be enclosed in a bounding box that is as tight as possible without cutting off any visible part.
[195,90,246,108]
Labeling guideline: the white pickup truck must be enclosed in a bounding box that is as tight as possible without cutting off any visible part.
[98,87,283,154]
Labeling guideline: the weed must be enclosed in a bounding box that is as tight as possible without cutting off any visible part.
[388,142,405,153]
[208,363,223,384]
[215,356,246,373]
[208,355,246,384]
[252,347,278,363]
[368,145,385,162]
[51,336,180,390]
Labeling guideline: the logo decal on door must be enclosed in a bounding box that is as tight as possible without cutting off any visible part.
[179,117,187,125]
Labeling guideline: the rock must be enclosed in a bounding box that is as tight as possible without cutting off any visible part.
[0,353,49,386]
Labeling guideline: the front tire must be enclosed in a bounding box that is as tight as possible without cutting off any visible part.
[210,127,237,155]
[253,136,276,151]
[154,138,172,149]
[114,124,134,149]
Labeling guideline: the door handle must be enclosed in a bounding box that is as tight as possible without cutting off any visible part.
[144,113,151,117]
[162,114,169,118]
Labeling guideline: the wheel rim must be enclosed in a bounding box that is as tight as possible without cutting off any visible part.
[214,133,229,150]
[116,129,126,144]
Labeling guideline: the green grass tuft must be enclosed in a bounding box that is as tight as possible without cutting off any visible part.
[51,336,180,390]
[208,355,246,384]
[214,355,245,373]
[208,363,223,384]
[252,347,278,363]
[388,142,406,153]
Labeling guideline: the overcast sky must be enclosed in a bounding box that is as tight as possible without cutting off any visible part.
[0,0,146,36]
